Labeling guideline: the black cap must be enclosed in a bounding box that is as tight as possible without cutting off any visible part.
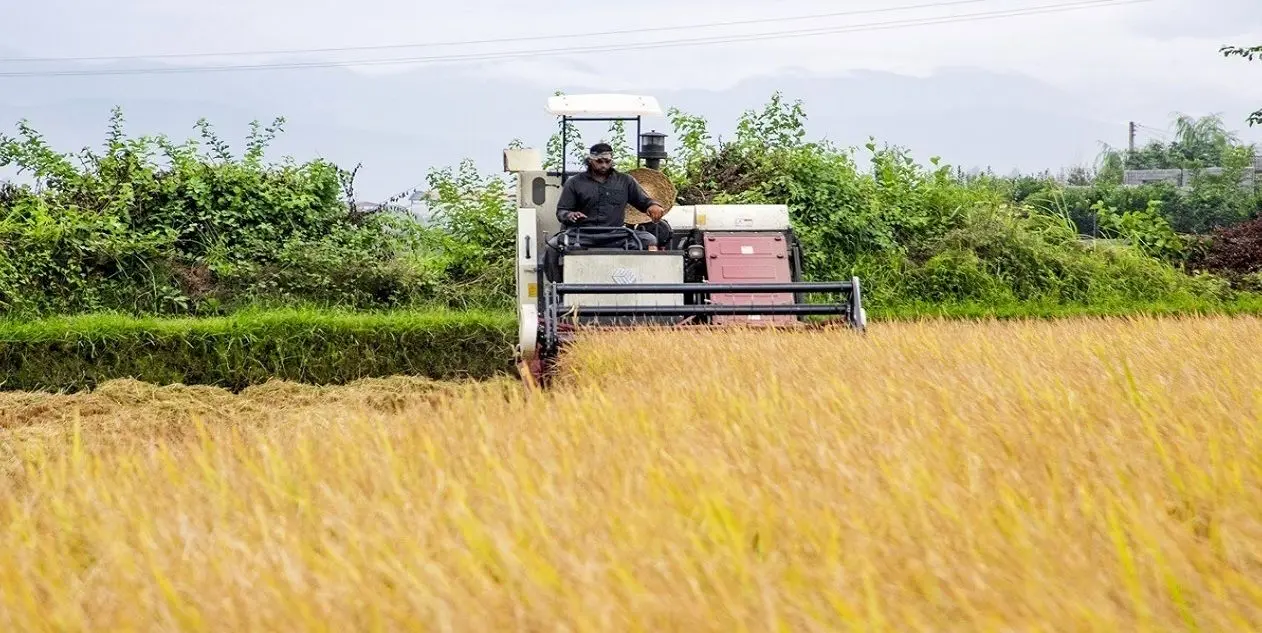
[589,142,613,154]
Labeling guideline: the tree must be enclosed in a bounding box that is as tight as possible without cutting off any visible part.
[1171,113,1239,165]
[1095,113,1243,171]
[542,91,588,171]
[1221,45,1262,126]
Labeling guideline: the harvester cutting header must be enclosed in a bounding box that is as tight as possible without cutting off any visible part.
[506,93,865,384]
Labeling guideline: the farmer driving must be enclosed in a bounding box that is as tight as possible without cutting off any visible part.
[555,142,666,249]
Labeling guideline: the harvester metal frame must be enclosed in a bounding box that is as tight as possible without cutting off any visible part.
[508,93,866,386]
[537,278,863,378]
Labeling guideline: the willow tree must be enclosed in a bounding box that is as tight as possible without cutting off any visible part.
[1221,45,1262,126]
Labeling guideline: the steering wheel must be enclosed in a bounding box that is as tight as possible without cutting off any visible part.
[559,226,645,251]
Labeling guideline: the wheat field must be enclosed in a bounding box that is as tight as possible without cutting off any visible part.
[2,316,1261,631]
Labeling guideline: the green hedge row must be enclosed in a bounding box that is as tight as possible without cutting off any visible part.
[6,296,1262,393]
[0,309,517,393]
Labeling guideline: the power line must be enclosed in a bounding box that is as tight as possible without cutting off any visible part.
[0,0,1022,64]
[0,0,1149,78]
[1136,123,1169,136]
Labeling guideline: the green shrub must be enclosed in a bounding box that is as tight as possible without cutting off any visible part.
[3,95,1258,333]
[659,93,1243,313]
[420,159,518,310]
[908,248,1009,303]
[0,110,456,319]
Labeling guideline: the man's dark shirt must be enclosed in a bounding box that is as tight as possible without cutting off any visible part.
[556,169,658,228]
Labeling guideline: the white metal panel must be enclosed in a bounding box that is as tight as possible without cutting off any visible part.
[515,203,540,361]
[503,148,542,173]
[516,207,539,309]
[692,205,791,231]
[664,205,697,231]
[628,204,790,233]
[546,94,663,117]
[562,254,683,307]
[514,171,565,240]
[518,303,538,360]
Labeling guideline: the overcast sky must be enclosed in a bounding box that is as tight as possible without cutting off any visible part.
[2,0,1261,196]
[6,0,1259,88]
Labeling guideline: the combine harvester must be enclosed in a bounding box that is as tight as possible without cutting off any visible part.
[505,94,866,385]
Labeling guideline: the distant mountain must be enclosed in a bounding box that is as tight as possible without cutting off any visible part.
[1,60,561,198]
[3,52,1259,199]
[657,68,1120,174]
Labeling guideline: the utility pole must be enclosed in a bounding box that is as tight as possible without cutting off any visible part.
[1128,121,1136,153]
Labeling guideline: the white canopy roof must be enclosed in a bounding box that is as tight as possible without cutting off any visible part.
[545,94,663,117]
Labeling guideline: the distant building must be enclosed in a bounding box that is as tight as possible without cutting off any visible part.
[352,200,409,213]
[1123,169,1185,187]
[1123,159,1261,189]
[406,190,439,224]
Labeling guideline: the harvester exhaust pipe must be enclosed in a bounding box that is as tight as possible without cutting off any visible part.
[639,131,668,170]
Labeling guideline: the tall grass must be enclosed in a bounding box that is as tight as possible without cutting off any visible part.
[2,316,1261,630]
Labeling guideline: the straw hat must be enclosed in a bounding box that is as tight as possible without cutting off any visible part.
[624,168,676,225]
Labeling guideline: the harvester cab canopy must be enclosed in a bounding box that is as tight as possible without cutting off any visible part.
[506,93,866,385]
[543,93,666,182]
[545,93,662,116]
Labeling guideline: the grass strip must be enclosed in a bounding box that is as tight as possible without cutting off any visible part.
[0,308,517,393]
[5,293,1262,393]
[869,294,1262,321]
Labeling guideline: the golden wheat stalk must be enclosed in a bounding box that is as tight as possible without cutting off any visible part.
[1,316,1260,631]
